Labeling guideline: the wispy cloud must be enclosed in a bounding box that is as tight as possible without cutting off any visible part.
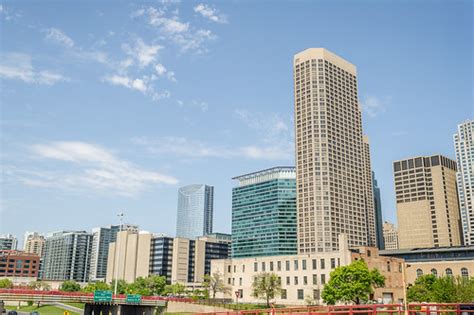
[177,99,208,112]
[5,141,178,196]
[360,95,390,118]
[44,28,75,48]
[0,53,67,85]
[103,75,148,93]
[194,3,228,24]
[122,39,163,68]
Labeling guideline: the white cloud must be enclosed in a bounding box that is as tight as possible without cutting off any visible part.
[12,141,178,196]
[0,53,67,85]
[194,4,227,24]
[103,75,148,93]
[122,39,163,68]
[360,95,390,118]
[45,28,75,48]
[154,63,177,82]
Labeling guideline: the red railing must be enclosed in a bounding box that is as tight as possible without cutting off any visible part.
[0,289,193,302]
[194,304,474,315]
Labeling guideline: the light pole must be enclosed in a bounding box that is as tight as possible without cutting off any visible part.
[113,212,124,299]
[402,262,411,315]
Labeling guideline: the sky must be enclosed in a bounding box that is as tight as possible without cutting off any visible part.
[1,0,473,245]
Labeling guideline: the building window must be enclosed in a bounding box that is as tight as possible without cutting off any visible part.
[321,274,326,284]
[234,265,236,272]
[312,259,317,270]
[228,278,231,284]
[461,268,469,279]
[320,259,325,269]
[277,261,281,271]
[286,276,290,285]
[294,276,299,285]
[387,262,391,272]
[313,289,320,300]
[302,259,307,270]
[254,262,258,272]
[297,289,304,300]
[445,268,453,276]
[294,260,299,271]
[367,250,371,257]
[281,289,287,299]
[416,269,423,278]
[228,265,231,273]
[239,278,242,286]
[303,276,308,285]
[232,278,235,285]
[331,258,336,269]
[431,268,437,277]
[270,261,274,271]
[238,289,243,298]
[399,263,402,273]
[312,274,317,285]
[242,265,245,272]
[262,262,266,272]
[286,261,290,271]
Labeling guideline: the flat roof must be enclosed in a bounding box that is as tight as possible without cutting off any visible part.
[232,166,295,180]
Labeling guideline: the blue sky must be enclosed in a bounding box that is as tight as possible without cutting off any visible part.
[1,0,472,243]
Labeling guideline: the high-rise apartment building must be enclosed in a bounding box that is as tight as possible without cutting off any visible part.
[394,155,462,249]
[294,48,374,252]
[373,173,385,249]
[23,232,45,257]
[454,120,474,245]
[176,184,214,239]
[89,224,138,281]
[0,234,17,251]
[42,231,92,282]
[382,221,399,250]
[232,167,297,258]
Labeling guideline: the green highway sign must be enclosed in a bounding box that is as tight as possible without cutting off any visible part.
[126,294,142,304]
[94,290,112,302]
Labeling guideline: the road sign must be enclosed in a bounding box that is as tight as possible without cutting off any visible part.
[94,290,113,302]
[126,294,142,304]
[235,290,240,298]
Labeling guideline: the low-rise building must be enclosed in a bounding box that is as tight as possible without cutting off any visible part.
[380,245,474,285]
[211,235,404,305]
[0,250,40,278]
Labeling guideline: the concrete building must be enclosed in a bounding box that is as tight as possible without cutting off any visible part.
[383,221,399,250]
[363,137,377,248]
[0,250,40,278]
[89,224,138,282]
[232,167,297,258]
[373,173,385,250]
[23,232,45,257]
[394,155,462,249]
[106,230,152,283]
[211,235,404,305]
[0,234,18,251]
[106,231,231,284]
[294,48,375,253]
[380,246,474,285]
[42,231,92,282]
[454,120,474,245]
[176,184,214,239]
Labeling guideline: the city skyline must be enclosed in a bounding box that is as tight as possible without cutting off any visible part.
[1,1,472,240]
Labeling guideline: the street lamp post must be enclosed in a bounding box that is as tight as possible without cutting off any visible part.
[402,262,411,315]
[113,212,124,299]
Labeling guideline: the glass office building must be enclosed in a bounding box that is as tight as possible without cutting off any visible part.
[373,172,385,250]
[176,184,214,239]
[232,167,297,258]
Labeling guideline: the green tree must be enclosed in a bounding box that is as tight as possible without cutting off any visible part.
[407,275,474,303]
[165,283,186,296]
[0,278,13,289]
[59,280,81,292]
[322,260,385,305]
[407,274,437,302]
[82,281,110,293]
[129,275,166,296]
[28,280,51,291]
[251,272,282,307]
[110,279,130,294]
[203,271,230,299]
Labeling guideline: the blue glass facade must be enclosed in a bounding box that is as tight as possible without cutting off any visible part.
[373,172,385,250]
[176,184,214,239]
[232,167,297,258]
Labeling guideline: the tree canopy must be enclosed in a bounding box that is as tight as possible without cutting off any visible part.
[0,278,13,289]
[203,271,230,299]
[407,275,474,303]
[322,259,385,305]
[59,280,81,292]
[251,272,282,307]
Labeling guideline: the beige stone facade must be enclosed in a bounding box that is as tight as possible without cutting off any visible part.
[106,231,152,283]
[211,235,404,305]
[394,155,462,249]
[405,260,473,284]
[23,233,45,257]
[294,48,374,253]
[383,221,399,250]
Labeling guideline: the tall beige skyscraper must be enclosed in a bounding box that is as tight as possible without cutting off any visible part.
[294,48,375,253]
[23,232,45,257]
[394,155,462,249]
[382,221,399,250]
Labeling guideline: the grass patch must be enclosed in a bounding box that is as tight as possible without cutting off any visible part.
[7,304,81,315]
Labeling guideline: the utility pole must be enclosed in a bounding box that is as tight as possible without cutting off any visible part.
[113,212,124,299]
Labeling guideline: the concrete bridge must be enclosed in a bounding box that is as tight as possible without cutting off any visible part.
[0,289,192,314]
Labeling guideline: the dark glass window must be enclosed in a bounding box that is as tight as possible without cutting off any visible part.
[431,156,440,166]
